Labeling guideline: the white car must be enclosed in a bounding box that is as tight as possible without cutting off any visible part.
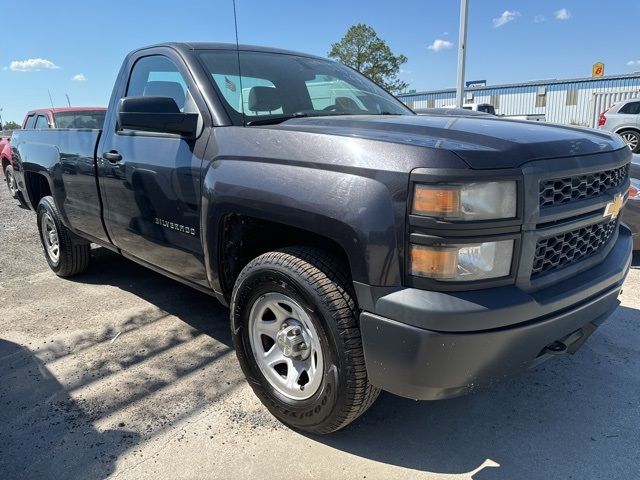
[598,99,640,153]
[442,103,496,115]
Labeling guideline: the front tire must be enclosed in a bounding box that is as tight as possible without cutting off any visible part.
[231,247,380,434]
[619,130,640,153]
[37,196,90,277]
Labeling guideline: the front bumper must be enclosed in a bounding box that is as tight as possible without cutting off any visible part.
[360,225,632,400]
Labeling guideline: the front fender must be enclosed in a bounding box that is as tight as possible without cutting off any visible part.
[201,159,405,295]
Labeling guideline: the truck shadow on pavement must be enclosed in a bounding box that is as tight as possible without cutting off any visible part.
[69,247,233,348]
[0,338,139,479]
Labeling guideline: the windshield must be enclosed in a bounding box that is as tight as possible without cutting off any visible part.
[53,111,106,129]
[198,50,412,125]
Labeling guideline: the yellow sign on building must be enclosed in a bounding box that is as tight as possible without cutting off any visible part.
[592,62,605,78]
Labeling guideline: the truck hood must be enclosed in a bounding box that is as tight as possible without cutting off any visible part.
[270,115,626,169]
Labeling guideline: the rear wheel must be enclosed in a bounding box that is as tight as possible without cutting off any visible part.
[37,196,90,277]
[619,130,640,153]
[231,247,380,434]
[4,165,18,198]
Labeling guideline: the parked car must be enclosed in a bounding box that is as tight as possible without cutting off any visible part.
[2,107,106,199]
[414,107,490,116]
[10,43,632,434]
[442,102,496,114]
[0,134,18,197]
[598,99,640,153]
[622,154,640,249]
[21,107,107,130]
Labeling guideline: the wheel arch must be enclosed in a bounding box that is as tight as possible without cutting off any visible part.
[23,170,53,211]
[216,213,354,304]
[614,126,640,135]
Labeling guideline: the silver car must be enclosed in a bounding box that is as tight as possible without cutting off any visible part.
[598,98,640,153]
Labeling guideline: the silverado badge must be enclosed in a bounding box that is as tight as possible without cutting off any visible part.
[604,193,624,220]
[155,217,197,236]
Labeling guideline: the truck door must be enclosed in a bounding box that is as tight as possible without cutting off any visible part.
[97,53,210,287]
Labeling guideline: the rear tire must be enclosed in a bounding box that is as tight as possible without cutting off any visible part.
[37,196,90,277]
[4,165,18,199]
[231,246,380,434]
[619,130,640,153]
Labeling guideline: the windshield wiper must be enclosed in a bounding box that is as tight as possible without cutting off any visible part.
[245,111,352,126]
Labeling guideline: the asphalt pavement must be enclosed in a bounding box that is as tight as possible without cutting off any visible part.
[0,180,638,480]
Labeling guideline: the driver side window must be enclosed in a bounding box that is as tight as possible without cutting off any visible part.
[126,55,198,115]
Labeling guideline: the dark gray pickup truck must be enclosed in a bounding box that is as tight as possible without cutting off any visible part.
[10,42,632,434]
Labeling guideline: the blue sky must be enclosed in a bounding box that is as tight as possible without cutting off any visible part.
[1,0,639,123]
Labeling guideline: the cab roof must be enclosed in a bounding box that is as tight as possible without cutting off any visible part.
[133,42,327,61]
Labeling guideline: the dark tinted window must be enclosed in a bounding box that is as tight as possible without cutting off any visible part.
[34,115,49,129]
[619,101,640,115]
[53,111,106,129]
[24,115,36,129]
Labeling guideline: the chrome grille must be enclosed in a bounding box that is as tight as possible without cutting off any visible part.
[531,219,617,279]
[539,164,628,209]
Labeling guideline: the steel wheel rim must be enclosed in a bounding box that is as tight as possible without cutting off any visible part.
[621,132,639,150]
[6,169,17,196]
[40,212,60,264]
[248,292,323,401]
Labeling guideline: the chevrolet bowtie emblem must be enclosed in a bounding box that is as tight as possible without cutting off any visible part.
[604,193,624,220]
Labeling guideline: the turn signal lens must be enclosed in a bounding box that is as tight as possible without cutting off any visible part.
[409,245,458,278]
[409,240,514,281]
[412,186,460,216]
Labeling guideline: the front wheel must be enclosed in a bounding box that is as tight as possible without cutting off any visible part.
[37,196,91,277]
[231,247,380,434]
[619,130,640,153]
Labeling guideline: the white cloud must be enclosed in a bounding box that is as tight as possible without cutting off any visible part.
[627,60,640,67]
[72,73,87,81]
[9,58,60,72]
[427,39,453,52]
[534,15,546,23]
[493,10,521,28]
[555,8,572,20]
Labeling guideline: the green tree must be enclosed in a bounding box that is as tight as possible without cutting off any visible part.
[2,120,21,130]
[329,24,408,93]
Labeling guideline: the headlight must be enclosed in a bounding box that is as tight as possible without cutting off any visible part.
[409,240,514,281]
[629,178,640,200]
[412,181,516,220]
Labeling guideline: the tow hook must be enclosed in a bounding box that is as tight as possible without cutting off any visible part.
[544,341,567,355]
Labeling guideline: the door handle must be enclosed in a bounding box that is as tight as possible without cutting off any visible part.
[103,151,122,163]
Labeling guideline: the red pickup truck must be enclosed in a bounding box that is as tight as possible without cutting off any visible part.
[2,107,106,198]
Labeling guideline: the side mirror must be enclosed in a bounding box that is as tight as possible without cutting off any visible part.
[117,96,198,136]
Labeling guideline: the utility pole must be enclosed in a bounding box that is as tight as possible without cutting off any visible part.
[455,0,469,108]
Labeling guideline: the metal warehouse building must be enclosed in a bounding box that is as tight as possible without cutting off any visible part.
[397,73,640,127]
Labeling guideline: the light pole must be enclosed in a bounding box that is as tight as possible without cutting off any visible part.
[455,0,469,108]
